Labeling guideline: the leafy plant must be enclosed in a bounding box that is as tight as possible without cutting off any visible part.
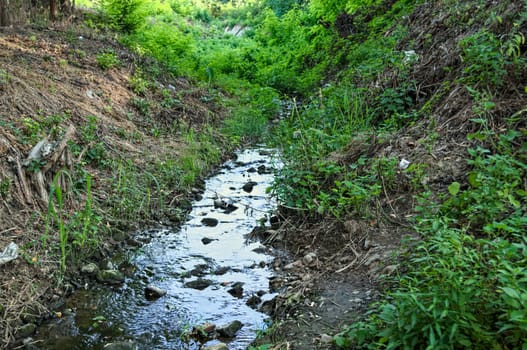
[96,51,121,70]
[99,0,147,33]
[459,31,508,88]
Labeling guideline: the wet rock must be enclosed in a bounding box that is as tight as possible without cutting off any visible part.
[81,262,99,275]
[213,198,227,208]
[246,295,261,309]
[247,167,257,173]
[145,285,167,300]
[269,215,281,229]
[202,343,228,350]
[191,264,209,276]
[242,181,257,193]
[222,203,238,214]
[213,266,230,275]
[102,260,116,270]
[190,322,216,339]
[16,323,36,338]
[201,237,217,245]
[259,298,276,315]
[185,279,214,290]
[227,282,244,298]
[96,270,125,284]
[103,341,137,350]
[201,218,219,227]
[217,320,243,338]
[269,277,284,292]
[257,164,272,174]
[252,246,268,254]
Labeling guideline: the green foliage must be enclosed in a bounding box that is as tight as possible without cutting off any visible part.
[265,0,303,17]
[222,86,280,142]
[130,97,150,115]
[129,69,150,94]
[335,126,527,349]
[96,51,121,70]
[441,145,527,236]
[459,31,508,88]
[336,223,527,349]
[271,85,378,217]
[45,170,100,273]
[129,21,194,73]
[78,116,108,166]
[99,0,148,33]
[0,177,11,197]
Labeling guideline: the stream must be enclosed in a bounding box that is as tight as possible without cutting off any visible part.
[33,148,280,350]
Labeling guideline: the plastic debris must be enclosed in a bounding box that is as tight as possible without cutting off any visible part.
[399,158,411,170]
[403,50,418,64]
[0,242,18,265]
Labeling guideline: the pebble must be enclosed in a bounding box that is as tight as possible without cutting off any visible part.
[202,343,228,350]
[81,262,99,275]
[217,320,243,338]
[320,333,333,344]
[144,285,167,300]
[185,279,213,290]
[201,218,219,227]
[302,252,317,266]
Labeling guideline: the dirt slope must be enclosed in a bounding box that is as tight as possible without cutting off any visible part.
[0,20,224,348]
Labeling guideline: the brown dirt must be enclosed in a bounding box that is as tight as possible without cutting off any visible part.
[0,18,227,348]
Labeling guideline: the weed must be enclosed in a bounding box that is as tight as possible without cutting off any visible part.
[131,97,150,115]
[129,70,150,94]
[0,177,11,197]
[459,31,508,88]
[96,51,121,70]
[0,68,10,84]
[45,170,73,273]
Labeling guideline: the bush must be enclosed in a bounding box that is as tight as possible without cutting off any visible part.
[99,0,148,33]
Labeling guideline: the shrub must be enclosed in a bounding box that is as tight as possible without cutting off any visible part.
[99,0,148,33]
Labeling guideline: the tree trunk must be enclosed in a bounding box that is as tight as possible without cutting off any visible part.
[0,0,9,26]
[49,0,56,20]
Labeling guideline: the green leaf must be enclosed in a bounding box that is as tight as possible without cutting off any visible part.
[502,287,520,300]
[448,182,461,196]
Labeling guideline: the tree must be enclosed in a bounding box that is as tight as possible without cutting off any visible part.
[0,0,74,26]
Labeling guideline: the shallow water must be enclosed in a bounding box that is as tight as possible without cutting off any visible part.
[34,148,279,350]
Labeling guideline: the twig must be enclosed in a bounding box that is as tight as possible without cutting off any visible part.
[0,227,18,235]
[336,257,358,273]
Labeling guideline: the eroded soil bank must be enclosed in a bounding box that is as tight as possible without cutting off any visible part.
[0,19,231,348]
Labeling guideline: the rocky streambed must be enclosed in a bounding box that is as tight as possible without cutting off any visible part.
[31,148,281,350]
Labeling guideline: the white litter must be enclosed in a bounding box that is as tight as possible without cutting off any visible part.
[0,242,18,265]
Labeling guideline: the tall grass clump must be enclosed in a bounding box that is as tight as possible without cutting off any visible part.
[270,84,378,217]
[45,171,101,274]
